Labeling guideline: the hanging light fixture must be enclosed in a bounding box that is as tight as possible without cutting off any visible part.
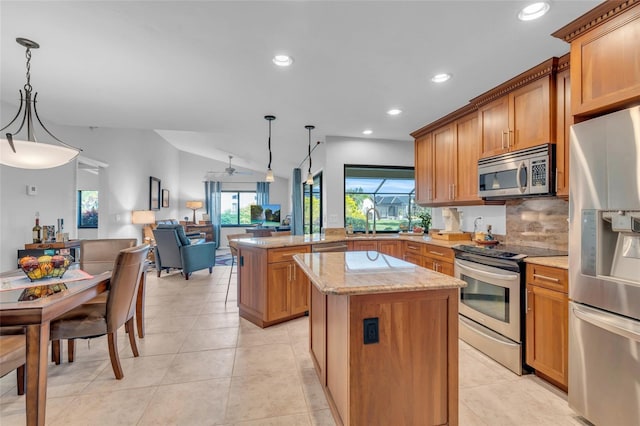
[1,38,81,169]
[305,125,315,185]
[264,115,276,182]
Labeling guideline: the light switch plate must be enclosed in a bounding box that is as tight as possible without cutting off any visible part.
[26,184,37,195]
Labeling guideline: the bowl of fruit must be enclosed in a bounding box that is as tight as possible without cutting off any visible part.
[19,255,71,282]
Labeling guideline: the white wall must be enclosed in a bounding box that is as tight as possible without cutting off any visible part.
[320,136,414,228]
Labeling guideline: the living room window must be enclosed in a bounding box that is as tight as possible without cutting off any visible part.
[77,190,99,228]
[303,172,322,234]
[344,165,428,233]
[221,191,257,226]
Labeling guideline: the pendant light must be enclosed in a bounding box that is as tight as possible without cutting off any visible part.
[1,38,81,169]
[305,125,315,185]
[264,115,276,182]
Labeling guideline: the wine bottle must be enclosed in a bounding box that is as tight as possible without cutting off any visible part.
[32,212,42,243]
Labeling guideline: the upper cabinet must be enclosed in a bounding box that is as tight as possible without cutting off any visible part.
[412,106,483,207]
[552,0,640,117]
[472,58,558,159]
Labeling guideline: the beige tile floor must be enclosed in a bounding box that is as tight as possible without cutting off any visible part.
[1,258,589,425]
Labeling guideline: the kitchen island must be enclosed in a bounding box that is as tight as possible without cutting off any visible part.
[293,251,466,426]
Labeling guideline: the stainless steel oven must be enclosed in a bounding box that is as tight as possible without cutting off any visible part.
[453,244,567,375]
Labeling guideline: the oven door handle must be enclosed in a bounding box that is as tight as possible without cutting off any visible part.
[456,260,519,280]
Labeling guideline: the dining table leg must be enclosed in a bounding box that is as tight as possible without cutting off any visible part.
[25,322,50,426]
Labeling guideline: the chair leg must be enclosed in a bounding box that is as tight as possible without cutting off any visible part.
[107,331,124,380]
[52,339,61,365]
[225,256,235,304]
[208,266,212,273]
[184,272,190,280]
[125,318,139,358]
[16,364,25,395]
[68,339,75,363]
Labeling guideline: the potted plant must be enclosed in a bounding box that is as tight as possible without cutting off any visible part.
[416,211,432,233]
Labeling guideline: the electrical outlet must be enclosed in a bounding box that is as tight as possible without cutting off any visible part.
[363,318,379,344]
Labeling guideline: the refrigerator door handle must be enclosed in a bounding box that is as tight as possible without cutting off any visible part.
[573,306,640,342]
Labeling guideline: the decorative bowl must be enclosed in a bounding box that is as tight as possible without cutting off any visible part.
[18,255,71,282]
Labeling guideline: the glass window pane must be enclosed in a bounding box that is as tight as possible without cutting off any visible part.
[239,192,256,225]
[221,192,238,225]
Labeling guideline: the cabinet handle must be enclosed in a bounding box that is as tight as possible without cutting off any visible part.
[508,130,513,148]
[408,244,419,250]
[526,289,531,312]
[501,131,506,149]
[429,250,445,256]
[288,264,292,282]
[452,184,456,199]
[532,273,560,283]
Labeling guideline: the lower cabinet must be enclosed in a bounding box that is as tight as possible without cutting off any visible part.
[525,263,568,391]
[238,244,310,327]
[347,239,403,258]
[403,241,455,276]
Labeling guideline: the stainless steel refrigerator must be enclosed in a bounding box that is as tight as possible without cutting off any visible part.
[569,106,640,425]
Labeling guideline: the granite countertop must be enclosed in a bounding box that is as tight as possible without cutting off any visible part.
[524,256,569,269]
[234,233,474,249]
[293,252,466,296]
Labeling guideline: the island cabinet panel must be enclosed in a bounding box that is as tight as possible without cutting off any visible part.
[569,6,640,116]
[322,289,459,426]
[238,245,310,328]
[309,284,327,386]
[525,264,568,391]
[237,246,266,322]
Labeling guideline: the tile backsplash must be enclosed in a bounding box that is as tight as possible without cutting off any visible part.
[505,198,569,251]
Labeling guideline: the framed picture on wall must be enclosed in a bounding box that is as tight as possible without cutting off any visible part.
[162,189,170,208]
[149,176,161,210]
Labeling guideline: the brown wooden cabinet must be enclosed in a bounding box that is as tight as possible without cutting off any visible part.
[553,2,640,117]
[347,239,402,259]
[479,74,555,158]
[238,244,310,327]
[555,56,572,198]
[415,133,433,204]
[525,263,568,391]
[454,112,481,202]
[402,240,455,277]
[432,124,455,203]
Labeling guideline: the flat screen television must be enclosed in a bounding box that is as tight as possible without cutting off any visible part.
[250,204,281,227]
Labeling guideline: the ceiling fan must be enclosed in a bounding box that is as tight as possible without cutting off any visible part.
[206,155,253,178]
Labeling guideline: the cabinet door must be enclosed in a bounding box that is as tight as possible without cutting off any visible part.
[555,67,571,197]
[526,284,568,390]
[479,97,509,158]
[290,262,309,315]
[510,76,552,151]
[348,240,378,251]
[415,133,433,203]
[377,240,402,258]
[432,124,455,203]
[267,262,291,321]
[403,252,424,267]
[570,7,640,116]
[455,113,481,202]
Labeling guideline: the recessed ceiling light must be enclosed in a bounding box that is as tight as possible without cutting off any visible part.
[387,109,402,116]
[518,2,550,21]
[362,129,373,135]
[272,54,293,67]
[431,73,452,83]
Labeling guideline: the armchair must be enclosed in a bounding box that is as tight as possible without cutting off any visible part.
[153,225,216,280]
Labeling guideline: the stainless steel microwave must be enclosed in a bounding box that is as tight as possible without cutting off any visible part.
[478,144,554,199]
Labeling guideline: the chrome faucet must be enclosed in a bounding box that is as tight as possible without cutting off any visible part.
[365,207,380,235]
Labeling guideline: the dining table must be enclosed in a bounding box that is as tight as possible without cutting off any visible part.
[0,268,111,426]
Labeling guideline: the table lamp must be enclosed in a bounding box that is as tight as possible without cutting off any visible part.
[186,200,204,224]
[131,210,156,243]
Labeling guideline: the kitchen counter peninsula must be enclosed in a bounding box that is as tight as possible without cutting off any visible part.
[293,251,466,426]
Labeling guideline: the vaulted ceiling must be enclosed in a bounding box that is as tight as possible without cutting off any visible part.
[0,1,599,178]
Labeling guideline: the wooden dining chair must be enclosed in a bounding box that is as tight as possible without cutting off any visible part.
[0,334,26,395]
[50,244,149,379]
[52,238,137,364]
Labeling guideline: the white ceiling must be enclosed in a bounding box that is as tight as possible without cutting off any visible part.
[0,1,599,178]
